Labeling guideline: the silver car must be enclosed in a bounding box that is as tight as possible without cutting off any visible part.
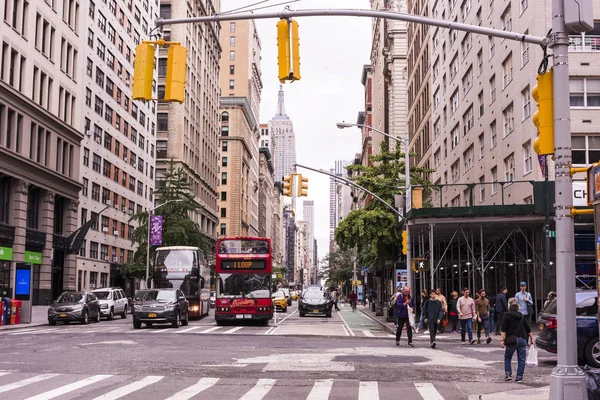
[92,287,129,320]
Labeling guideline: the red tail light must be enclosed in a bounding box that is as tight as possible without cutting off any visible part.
[545,317,558,329]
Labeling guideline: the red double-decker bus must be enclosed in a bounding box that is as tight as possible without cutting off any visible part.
[214,237,273,325]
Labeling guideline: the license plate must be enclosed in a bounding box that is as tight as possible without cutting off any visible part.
[244,314,252,319]
[313,309,319,313]
[236,314,244,319]
[59,313,67,317]
[539,323,545,331]
[148,313,157,318]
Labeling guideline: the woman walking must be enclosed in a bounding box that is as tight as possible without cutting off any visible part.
[390,286,402,327]
[449,291,459,333]
[500,298,534,383]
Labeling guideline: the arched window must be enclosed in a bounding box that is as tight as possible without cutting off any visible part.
[221,112,229,122]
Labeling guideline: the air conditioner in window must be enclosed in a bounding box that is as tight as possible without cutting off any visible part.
[114,203,119,209]
[128,210,133,215]
[122,206,128,212]
[95,137,102,144]
[113,230,119,236]
[124,157,128,162]
[113,257,118,262]
[85,129,91,136]
[102,227,109,233]
[105,199,112,205]
[104,256,110,261]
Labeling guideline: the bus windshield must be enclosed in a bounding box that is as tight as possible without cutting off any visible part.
[154,278,199,297]
[218,240,269,255]
[218,273,271,299]
[155,249,198,271]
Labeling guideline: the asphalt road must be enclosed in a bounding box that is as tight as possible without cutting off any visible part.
[0,302,555,399]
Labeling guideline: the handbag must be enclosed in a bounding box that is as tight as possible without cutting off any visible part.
[442,318,449,327]
[505,316,524,346]
[526,344,538,367]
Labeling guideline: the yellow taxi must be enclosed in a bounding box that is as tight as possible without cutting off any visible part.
[291,291,299,301]
[271,290,288,312]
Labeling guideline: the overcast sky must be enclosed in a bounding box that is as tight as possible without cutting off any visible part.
[223,0,372,261]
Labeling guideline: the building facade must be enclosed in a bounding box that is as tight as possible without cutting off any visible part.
[302,199,314,279]
[218,19,262,237]
[270,86,296,184]
[329,160,351,252]
[0,0,85,303]
[258,149,274,239]
[283,206,296,284]
[155,0,221,239]
[76,0,157,295]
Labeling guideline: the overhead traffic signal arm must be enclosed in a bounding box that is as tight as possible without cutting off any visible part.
[532,69,554,156]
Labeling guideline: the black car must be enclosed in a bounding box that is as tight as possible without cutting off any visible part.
[48,292,101,325]
[132,288,189,329]
[299,290,333,318]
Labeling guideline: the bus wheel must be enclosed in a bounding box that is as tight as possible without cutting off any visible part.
[216,320,225,326]
[182,312,189,326]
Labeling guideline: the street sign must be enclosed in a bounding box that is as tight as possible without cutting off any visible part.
[549,230,556,238]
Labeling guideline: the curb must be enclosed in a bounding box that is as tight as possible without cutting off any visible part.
[357,307,396,335]
[467,385,550,400]
[0,322,47,331]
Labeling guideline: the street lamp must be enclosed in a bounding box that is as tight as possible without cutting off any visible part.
[145,199,184,286]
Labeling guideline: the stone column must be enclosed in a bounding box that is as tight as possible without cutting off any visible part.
[63,199,78,291]
[39,190,55,303]
[11,180,28,295]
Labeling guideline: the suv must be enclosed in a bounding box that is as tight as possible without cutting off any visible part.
[92,287,129,320]
[133,288,189,329]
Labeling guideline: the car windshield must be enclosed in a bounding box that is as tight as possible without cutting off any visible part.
[93,291,111,300]
[218,273,271,299]
[303,291,325,300]
[154,278,199,297]
[135,290,177,302]
[272,291,285,298]
[56,293,84,303]
[218,240,269,254]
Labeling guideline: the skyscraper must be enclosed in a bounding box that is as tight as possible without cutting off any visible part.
[329,160,350,252]
[302,200,315,279]
[270,86,296,183]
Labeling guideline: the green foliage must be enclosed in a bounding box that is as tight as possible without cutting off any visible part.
[319,248,354,286]
[335,142,433,270]
[126,160,215,278]
[273,266,287,287]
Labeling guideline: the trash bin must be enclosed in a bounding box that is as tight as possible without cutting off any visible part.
[2,298,12,325]
[12,299,21,324]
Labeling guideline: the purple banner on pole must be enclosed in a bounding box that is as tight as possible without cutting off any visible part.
[150,215,163,246]
[537,155,546,176]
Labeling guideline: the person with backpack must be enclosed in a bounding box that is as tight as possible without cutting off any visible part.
[500,297,534,383]
[457,287,476,345]
[395,286,414,347]
[423,290,444,348]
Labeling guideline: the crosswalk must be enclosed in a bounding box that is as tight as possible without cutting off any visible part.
[0,371,452,400]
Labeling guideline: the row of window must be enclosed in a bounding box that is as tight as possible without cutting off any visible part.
[80,207,134,240]
[79,239,134,264]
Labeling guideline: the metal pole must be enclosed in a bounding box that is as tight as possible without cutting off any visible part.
[405,134,413,290]
[549,0,585,396]
[429,224,434,290]
[544,155,552,295]
[145,210,152,288]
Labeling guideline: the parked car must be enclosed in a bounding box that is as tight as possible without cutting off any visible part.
[132,288,189,329]
[272,290,288,312]
[48,292,101,325]
[281,288,292,306]
[92,287,128,320]
[299,289,333,318]
[536,290,600,367]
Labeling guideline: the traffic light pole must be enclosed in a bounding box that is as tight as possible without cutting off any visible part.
[549,0,585,397]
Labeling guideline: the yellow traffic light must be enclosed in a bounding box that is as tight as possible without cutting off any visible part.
[283,175,293,197]
[164,45,187,103]
[132,42,155,101]
[401,230,407,255]
[532,69,554,156]
[276,19,301,83]
[297,174,308,197]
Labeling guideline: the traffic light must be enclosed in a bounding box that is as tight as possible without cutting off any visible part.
[297,174,308,197]
[282,175,293,197]
[401,230,407,255]
[132,42,155,101]
[164,44,187,103]
[532,69,554,156]
[276,19,301,83]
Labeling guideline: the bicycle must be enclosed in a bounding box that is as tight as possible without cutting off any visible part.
[350,299,357,312]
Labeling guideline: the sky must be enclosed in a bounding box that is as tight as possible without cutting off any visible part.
[222,0,372,261]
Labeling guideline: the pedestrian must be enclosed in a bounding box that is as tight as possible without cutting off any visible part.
[415,289,429,333]
[515,282,533,320]
[331,288,340,311]
[390,286,402,327]
[495,286,508,335]
[500,297,534,383]
[457,287,476,345]
[449,291,459,333]
[476,289,492,344]
[435,288,448,333]
[424,290,444,348]
[487,289,497,334]
[395,286,414,347]
[543,291,556,309]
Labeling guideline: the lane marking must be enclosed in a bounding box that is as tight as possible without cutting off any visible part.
[337,311,355,337]
[152,328,174,333]
[359,381,380,400]
[10,328,57,335]
[25,374,113,400]
[0,373,60,394]
[223,326,244,334]
[0,372,11,377]
[306,379,334,400]
[239,378,276,400]
[92,375,164,400]
[275,309,298,325]
[414,382,444,400]
[175,326,204,334]
[165,377,219,400]
[263,327,275,335]
[198,327,221,334]
[362,330,375,337]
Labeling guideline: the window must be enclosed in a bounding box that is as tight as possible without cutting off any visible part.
[572,135,600,164]
[462,66,473,95]
[451,160,460,183]
[96,40,105,60]
[461,33,472,58]
[229,79,234,90]
[501,5,512,32]
[222,157,228,167]
[521,31,530,66]
[160,4,171,19]
[433,119,441,138]
[221,192,227,201]
[479,176,486,202]
[229,65,235,75]
[491,167,499,194]
[82,178,88,196]
[503,103,515,137]
[433,88,440,108]
[478,91,484,117]
[229,51,235,61]
[221,208,227,218]
[520,0,528,13]
[230,36,235,46]
[230,22,235,32]
[434,149,441,167]
[221,172,227,185]
[157,113,168,131]
[523,141,532,174]
[570,78,600,107]
[464,145,475,171]
[92,154,101,173]
[463,106,474,135]
[450,54,458,80]
[222,141,228,152]
[488,36,495,59]
[220,223,226,235]
[504,153,515,182]
[502,54,513,88]
[451,124,460,149]
[91,183,100,201]
[90,242,98,259]
[450,90,459,114]
[478,133,485,159]
[489,75,496,103]
[490,120,497,148]
[86,58,93,77]
[522,86,531,120]
[477,50,483,76]
[85,88,91,106]
[83,148,89,166]
[221,127,229,136]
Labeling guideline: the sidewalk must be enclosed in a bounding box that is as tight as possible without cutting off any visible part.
[0,305,48,331]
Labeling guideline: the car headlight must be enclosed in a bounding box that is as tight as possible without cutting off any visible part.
[100,304,109,309]
[72,304,84,311]
[48,308,56,315]
[189,305,199,312]
[165,303,176,310]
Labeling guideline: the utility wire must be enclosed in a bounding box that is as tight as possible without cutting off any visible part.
[218,0,271,16]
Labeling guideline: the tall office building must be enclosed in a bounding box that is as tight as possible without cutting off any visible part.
[302,199,314,278]
[155,0,221,239]
[218,18,262,237]
[270,85,296,183]
[328,160,350,252]
[0,0,84,303]
[77,0,157,294]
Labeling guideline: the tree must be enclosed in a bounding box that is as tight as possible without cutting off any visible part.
[319,248,355,287]
[126,160,215,279]
[334,142,433,270]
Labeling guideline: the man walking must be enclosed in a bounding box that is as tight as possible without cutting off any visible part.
[487,289,496,334]
[424,290,444,349]
[435,288,448,333]
[495,287,508,335]
[515,282,533,321]
[457,288,476,345]
[395,286,414,347]
[476,289,492,344]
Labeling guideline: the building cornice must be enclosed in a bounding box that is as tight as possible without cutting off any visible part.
[220,96,258,130]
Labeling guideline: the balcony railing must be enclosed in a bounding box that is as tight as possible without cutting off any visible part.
[569,36,600,52]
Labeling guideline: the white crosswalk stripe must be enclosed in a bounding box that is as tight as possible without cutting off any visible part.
[164,377,219,400]
[199,326,222,334]
[224,326,244,334]
[414,382,444,400]
[306,379,334,400]
[0,373,60,394]
[359,381,379,400]
[362,330,375,337]
[239,378,277,400]
[92,375,164,399]
[175,326,204,334]
[24,374,112,400]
